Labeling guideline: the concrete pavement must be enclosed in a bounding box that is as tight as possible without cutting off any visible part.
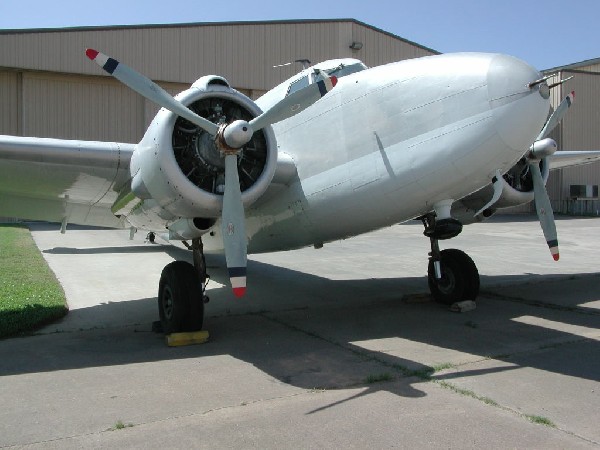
[0,216,599,448]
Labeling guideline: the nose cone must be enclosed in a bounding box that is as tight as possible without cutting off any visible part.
[487,54,550,152]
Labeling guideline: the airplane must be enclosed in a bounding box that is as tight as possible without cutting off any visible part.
[2,49,600,335]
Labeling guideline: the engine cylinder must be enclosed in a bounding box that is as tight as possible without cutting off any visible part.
[130,78,277,220]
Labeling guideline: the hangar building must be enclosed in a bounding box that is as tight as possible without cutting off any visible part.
[0,19,598,216]
[543,58,600,214]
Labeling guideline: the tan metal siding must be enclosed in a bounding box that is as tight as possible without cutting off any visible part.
[0,28,183,83]
[351,23,436,68]
[0,21,432,92]
[557,72,600,205]
[260,22,348,88]
[561,73,600,150]
[578,63,600,73]
[0,71,19,135]
[22,72,144,142]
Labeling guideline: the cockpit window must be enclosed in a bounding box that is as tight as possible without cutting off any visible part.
[286,75,310,95]
[323,62,367,78]
[285,62,367,96]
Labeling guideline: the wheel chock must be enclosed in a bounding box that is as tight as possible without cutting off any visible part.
[165,330,210,347]
[449,300,476,313]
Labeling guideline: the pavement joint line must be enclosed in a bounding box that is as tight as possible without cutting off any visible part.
[15,303,595,443]
[433,380,600,446]
[27,323,154,337]
[262,312,600,444]
[207,305,310,320]
[429,337,592,372]
[481,290,600,316]
[1,390,317,449]
[260,312,446,382]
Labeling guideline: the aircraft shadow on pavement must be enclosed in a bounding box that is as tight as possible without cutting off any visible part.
[43,243,190,259]
[1,258,598,403]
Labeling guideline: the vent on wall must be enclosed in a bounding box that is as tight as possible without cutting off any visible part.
[570,185,599,199]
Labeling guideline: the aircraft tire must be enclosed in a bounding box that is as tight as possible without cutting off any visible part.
[428,249,479,305]
[158,261,204,333]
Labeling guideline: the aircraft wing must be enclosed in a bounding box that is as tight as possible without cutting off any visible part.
[548,150,600,170]
[0,135,134,228]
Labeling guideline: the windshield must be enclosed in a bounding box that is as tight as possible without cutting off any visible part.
[322,62,367,78]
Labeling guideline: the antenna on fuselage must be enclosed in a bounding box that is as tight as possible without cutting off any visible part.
[273,59,311,71]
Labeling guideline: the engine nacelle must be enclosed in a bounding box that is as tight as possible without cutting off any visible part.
[124,76,278,233]
[453,157,550,224]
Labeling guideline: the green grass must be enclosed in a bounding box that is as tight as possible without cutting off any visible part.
[364,372,394,384]
[404,362,457,380]
[524,415,556,427]
[438,381,499,407]
[109,420,134,431]
[0,224,67,338]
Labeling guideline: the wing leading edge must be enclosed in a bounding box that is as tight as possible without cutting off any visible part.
[0,135,134,228]
[548,150,600,170]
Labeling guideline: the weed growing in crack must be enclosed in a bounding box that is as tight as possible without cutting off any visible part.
[525,415,556,427]
[365,373,393,384]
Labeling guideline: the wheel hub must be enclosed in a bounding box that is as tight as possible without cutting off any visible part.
[436,268,456,294]
[162,286,174,320]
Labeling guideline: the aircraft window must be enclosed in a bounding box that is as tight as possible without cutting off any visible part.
[287,76,310,95]
[323,62,367,78]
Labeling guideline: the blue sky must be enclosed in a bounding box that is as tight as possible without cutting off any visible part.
[1,0,598,70]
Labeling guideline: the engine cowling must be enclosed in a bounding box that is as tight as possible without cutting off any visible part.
[452,157,550,224]
[125,76,278,233]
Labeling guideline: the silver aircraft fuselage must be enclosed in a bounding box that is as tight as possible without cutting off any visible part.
[200,53,549,253]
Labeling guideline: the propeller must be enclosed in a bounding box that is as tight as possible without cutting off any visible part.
[85,49,219,136]
[526,91,575,261]
[86,49,337,296]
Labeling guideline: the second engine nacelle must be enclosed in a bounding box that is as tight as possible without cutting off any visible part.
[452,157,550,224]
[127,76,278,225]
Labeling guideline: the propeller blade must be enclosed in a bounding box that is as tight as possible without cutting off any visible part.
[530,162,559,261]
[537,91,575,141]
[221,154,247,297]
[250,76,337,131]
[85,49,219,136]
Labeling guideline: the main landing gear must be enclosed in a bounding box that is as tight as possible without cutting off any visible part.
[157,237,209,333]
[421,201,480,305]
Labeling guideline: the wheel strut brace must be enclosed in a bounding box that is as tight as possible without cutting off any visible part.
[421,214,442,279]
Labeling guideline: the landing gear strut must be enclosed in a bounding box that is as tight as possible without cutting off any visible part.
[421,207,480,305]
[157,237,208,333]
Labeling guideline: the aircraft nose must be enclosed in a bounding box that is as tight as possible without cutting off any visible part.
[487,54,550,152]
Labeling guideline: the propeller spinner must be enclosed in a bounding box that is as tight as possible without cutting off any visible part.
[86,49,337,296]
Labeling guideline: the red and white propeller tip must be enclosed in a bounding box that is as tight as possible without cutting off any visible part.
[548,240,559,261]
[228,267,247,298]
[86,49,118,73]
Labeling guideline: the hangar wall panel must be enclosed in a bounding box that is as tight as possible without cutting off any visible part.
[21,72,144,143]
[0,20,435,93]
[351,23,436,68]
[579,63,600,73]
[561,72,600,151]
[0,71,19,135]
[0,20,437,143]
[558,72,600,204]
[0,27,183,84]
